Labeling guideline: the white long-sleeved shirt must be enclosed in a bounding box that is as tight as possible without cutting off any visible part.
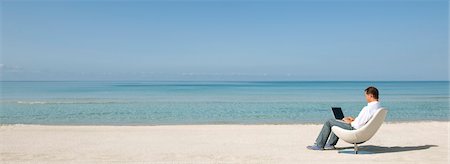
[351,101,381,129]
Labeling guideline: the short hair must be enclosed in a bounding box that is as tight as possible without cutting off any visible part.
[365,86,379,100]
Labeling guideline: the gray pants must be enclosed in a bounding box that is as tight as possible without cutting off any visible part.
[315,118,354,148]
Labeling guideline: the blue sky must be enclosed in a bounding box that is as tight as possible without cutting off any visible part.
[1,0,448,81]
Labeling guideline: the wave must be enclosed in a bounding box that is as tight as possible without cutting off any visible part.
[13,100,128,105]
[17,101,48,104]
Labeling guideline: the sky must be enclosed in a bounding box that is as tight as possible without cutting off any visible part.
[0,0,448,81]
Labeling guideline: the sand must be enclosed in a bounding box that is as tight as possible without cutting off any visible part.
[1,121,448,163]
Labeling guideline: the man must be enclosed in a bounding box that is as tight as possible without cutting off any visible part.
[307,86,381,150]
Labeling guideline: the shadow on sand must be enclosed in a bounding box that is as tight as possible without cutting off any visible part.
[335,145,437,154]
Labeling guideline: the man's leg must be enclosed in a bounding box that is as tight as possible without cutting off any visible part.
[327,132,340,146]
[315,118,353,148]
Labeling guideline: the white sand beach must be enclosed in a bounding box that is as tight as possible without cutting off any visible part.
[1,121,448,163]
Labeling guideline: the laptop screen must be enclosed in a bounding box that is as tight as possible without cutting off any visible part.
[332,107,344,120]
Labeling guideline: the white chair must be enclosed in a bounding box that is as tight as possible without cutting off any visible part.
[331,108,388,154]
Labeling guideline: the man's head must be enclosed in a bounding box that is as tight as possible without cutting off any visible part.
[364,86,379,102]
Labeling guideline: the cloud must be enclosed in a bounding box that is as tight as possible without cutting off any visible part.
[0,64,24,72]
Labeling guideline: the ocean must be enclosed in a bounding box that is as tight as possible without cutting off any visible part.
[0,81,448,125]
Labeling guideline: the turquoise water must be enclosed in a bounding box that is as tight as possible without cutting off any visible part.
[0,81,448,125]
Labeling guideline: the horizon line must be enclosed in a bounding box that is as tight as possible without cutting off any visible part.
[1,80,449,82]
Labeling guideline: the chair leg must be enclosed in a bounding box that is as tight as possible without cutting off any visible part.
[354,143,358,154]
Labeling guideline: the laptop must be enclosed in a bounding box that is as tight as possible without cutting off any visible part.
[331,107,345,120]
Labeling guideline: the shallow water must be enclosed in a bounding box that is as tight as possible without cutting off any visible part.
[1,81,448,125]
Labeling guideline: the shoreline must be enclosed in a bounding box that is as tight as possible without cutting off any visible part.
[1,120,449,127]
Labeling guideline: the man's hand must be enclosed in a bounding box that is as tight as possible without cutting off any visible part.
[342,117,354,124]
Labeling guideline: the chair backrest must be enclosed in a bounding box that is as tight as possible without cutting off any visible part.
[354,108,388,141]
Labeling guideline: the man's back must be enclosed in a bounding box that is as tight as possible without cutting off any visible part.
[351,101,381,129]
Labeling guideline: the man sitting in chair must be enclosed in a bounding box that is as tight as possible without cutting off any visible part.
[307,86,381,150]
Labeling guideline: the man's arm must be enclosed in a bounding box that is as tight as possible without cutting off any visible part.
[342,116,354,124]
